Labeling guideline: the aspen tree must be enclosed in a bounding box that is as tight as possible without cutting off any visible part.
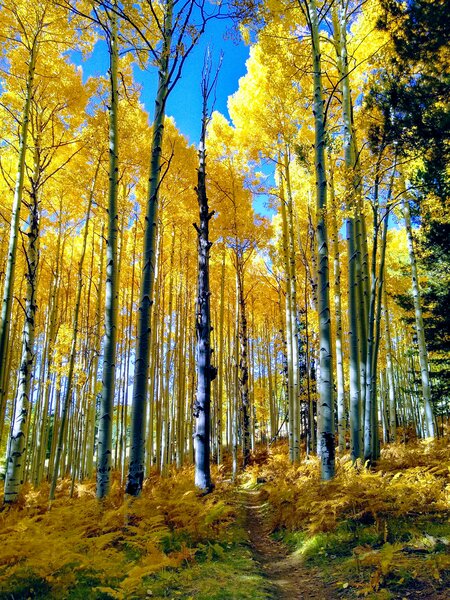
[279,170,295,460]
[161,227,175,474]
[225,304,233,451]
[115,282,127,472]
[77,225,97,479]
[402,193,436,438]
[328,153,346,452]
[4,160,40,503]
[284,153,301,461]
[119,222,137,477]
[33,220,65,485]
[370,210,389,459]
[332,0,362,462]
[0,4,40,444]
[146,228,161,471]
[364,156,395,462]
[96,1,120,499]
[363,158,383,463]
[303,0,335,479]
[2,35,87,499]
[237,260,251,468]
[49,170,97,500]
[176,263,190,467]
[125,0,210,496]
[215,247,226,463]
[85,225,105,478]
[232,274,240,478]
[364,208,384,462]
[193,51,220,491]
[384,290,396,442]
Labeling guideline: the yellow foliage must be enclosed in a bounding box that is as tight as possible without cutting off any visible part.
[245,439,450,536]
[241,439,450,596]
[0,467,236,597]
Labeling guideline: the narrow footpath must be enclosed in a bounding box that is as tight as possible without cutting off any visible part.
[240,487,338,600]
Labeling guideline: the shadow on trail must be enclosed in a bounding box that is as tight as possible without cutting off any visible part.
[239,487,339,600]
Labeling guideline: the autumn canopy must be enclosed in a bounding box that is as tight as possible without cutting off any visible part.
[0,0,448,597]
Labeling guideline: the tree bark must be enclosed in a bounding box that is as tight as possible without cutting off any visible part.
[402,195,436,438]
[308,0,335,480]
[193,92,214,491]
[0,38,38,445]
[97,6,119,498]
[4,182,39,503]
[49,175,95,500]
[126,0,173,496]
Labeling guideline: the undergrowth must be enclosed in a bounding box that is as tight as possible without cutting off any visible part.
[246,438,450,598]
[1,439,449,599]
[0,466,266,599]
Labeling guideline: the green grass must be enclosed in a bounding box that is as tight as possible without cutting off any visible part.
[144,542,269,599]
[0,531,268,600]
[272,514,450,598]
[0,573,52,599]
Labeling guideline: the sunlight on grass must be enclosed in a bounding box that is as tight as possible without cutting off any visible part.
[146,545,267,600]
[261,439,450,597]
[1,440,449,599]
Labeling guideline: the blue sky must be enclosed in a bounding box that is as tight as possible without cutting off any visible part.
[70,17,275,216]
[72,18,250,146]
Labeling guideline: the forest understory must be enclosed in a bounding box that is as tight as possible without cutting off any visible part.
[1,436,449,600]
[0,0,449,598]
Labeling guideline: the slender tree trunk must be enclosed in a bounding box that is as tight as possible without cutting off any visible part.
[363,192,380,464]
[34,229,64,485]
[237,263,250,469]
[303,282,315,455]
[4,189,39,503]
[308,0,334,479]
[279,171,294,461]
[126,1,173,496]
[85,225,105,478]
[232,275,239,480]
[402,196,435,438]
[97,7,120,498]
[161,229,175,475]
[49,179,95,500]
[266,329,276,441]
[146,233,160,471]
[384,290,396,442]
[0,40,38,442]
[370,212,389,460]
[284,154,300,462]
[215,248,226,463]
[328,155,346,452]
[193,91,215,491]
[356,205,368,447]
[333,2,362,462]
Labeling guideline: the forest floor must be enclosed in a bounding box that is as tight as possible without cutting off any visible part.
[240,487,338,599]
[0,438,450,599]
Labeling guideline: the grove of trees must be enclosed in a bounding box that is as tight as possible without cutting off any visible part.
[0,0,448,505]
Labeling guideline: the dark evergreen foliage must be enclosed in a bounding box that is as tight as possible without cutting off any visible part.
[420,217,450,408]
[369,0,450,198]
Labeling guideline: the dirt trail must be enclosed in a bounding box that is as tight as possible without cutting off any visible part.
[240,488,338,600]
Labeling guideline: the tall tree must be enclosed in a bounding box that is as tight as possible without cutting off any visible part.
[0,0,42,449]
[193,51,221,493]
[402,192,436,438]
[96,2,120,500]
[3,151,39,503]
[124,0,210,496]
[49,166,98,500]
[302,0,335,479]
[1,4,87,500]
